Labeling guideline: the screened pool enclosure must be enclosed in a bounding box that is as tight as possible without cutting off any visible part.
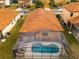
[13,31,69,59]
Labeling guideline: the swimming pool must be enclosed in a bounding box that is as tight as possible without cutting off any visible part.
[32,43,59,53]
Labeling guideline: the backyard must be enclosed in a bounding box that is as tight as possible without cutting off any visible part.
[0,14,27,59]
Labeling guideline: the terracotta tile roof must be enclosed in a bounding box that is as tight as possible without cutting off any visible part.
[64,2,79,12]
[20,8,63,32]
[0,8,19,31]
[69,16,79,24]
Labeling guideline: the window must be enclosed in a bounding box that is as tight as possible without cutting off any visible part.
[7,32,10,35]
[67,21,71,28]
[42,32,48,36]
[20,15,23,18]
[70,13,73,17]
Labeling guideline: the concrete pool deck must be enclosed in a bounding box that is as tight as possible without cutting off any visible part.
[21,42,67,59]
[15,42,68,59]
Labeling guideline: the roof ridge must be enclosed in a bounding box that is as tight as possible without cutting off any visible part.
[42,11,61,29]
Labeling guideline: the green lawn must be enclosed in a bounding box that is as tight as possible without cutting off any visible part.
[0,14,27,59]
[63,25,78,44]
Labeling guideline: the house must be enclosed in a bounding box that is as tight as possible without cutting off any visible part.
[13,8,69,59]
[0,0,5,7]
[18,0,33,7]
[67,16,79,41]
[61,2,79,24]
[0,8,22,39]
[0,0,11,6]
[4,0,11,6]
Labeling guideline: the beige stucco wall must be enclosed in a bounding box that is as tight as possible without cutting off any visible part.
[61,8,71,24]
[35,31,62,40]
[61,8,79,24]
[73,12,79,17]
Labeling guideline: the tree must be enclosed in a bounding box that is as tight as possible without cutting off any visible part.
[40,0,50,8]
[71,0,78,2]
[49,0,57,8]
[34,1,44,8]
[55,0,64,6]
[12,0,18,3]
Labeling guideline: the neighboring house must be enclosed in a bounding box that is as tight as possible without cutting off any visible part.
[13,8,68,59]
[0,0,5,7]
[67,16,79,41]
[4,0,11,6]
[61,2,79,24]
[0,0,11,6]
[0,8,22,39]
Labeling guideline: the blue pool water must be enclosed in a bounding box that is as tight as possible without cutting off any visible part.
[32,43,59,53]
